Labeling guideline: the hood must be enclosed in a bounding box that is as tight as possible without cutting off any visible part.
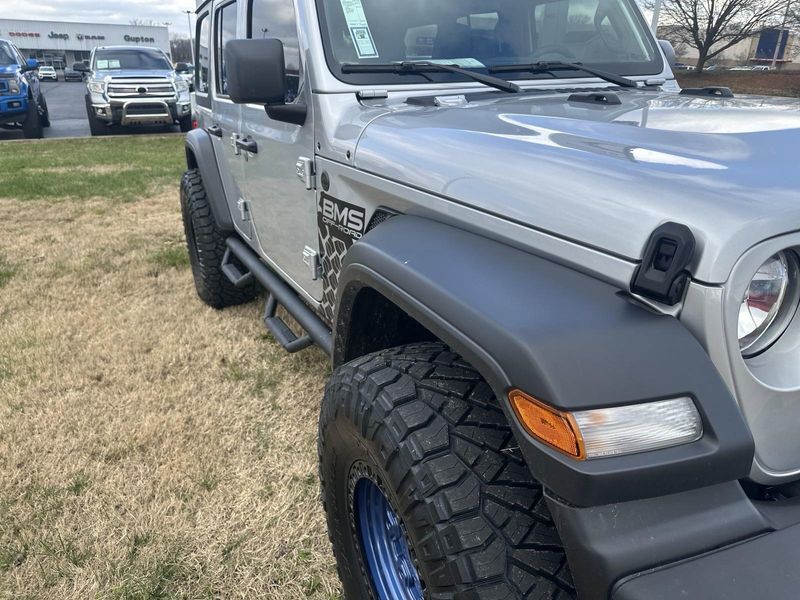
[354,90,800,284]
[95,69,175,79]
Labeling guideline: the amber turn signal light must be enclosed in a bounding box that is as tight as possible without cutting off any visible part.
[509,390,586,460]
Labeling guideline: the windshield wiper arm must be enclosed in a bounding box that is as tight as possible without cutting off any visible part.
[341,62,521,94]
[489,61,638,89]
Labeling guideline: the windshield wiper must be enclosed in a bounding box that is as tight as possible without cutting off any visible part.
[489,61,638,89]
[341,61,521,94]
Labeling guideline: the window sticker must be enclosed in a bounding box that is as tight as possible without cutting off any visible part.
[339,0,379,58]
[95,59,120,69]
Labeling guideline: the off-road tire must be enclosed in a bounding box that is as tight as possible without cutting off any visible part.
[319,343,576,599]
[179,115,193,133]
[180,169,257,309]
[22,97,43,139]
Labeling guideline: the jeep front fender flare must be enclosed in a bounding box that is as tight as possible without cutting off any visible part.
[184,128,234,232]
[334,215,753,506]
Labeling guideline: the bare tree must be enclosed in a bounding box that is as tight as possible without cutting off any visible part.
[654,0,786,71]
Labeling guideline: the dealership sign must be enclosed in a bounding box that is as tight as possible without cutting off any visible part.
[124,35,155,43]
[48,31,69,40]
[8,32,41,38]
[77,34,106,41]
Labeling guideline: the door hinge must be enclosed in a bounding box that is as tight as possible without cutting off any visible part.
[295,156,315,190]
[302,246,322,280]
[237,198,251,222]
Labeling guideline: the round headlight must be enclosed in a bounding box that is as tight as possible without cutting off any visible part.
[738,251,799,356]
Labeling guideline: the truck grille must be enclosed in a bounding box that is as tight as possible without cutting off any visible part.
[0,80,8,93]
[106,77,175,99]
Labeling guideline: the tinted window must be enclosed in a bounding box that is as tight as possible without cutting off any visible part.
[0,42,16,64]
[216,1,239,94]
[93,48,171,70]
[196,12,211,92]
[249,0,302,101]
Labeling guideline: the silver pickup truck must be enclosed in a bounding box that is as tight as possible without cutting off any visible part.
[76,46,192,135]
[180,0,800,598]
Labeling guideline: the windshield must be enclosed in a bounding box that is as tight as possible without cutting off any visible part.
[317,0,661,85]
[92,48,172,71]
[0,42,17,65]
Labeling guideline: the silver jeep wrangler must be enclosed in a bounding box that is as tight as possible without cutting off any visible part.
[77,46,193,136]
[181,0,800,598]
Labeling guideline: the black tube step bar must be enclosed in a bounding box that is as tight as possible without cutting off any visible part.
[224,237,333,356]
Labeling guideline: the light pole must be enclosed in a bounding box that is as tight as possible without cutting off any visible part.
[651,0,663,34]
[184,10,196,65]
[770,0,792,70]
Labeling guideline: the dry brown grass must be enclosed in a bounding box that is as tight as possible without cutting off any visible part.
[0,186,340,599]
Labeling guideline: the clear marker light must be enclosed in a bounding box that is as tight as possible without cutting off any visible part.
[510,391,703,460]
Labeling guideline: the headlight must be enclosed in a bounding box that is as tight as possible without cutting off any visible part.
[175,79,189,92]
[738,251,800,356]
[8,79,20,93]
[88,81,105,94]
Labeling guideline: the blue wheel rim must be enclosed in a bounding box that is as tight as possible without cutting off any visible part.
[354,478,424,600]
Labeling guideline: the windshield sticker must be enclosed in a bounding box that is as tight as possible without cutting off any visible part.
[339,0,379,58]
[95,59,120,69]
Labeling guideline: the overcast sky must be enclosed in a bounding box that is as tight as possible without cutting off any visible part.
[11,0,197,37]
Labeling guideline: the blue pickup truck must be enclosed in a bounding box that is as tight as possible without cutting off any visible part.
[0,38,49,139]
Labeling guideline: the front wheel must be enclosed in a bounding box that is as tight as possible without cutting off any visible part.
[22,98,43,139]
[319,343,576,600]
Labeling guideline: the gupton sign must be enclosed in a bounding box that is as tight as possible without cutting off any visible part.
[124,35,156,43]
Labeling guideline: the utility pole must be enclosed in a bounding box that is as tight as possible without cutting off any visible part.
[771,1,792,70]
[651,0,663,34]
[184,10,196,65]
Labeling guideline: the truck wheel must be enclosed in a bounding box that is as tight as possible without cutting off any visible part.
[319,343,576,600]
[22,98,43,139]
[178,115,193,133]
[180,169,257,309]
[40,96,50,128]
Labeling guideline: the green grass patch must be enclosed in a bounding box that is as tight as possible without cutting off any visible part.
[0,254,16,289]
[148,245,189,271]
[0,136,185,202]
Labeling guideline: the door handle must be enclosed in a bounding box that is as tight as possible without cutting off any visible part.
[235,137,258,154]
[206,124,223,137]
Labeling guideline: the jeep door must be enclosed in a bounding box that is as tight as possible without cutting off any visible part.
[202,0,252,240]
[235,0,322,301]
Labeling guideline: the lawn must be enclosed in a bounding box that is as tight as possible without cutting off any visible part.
[0,136,339,599]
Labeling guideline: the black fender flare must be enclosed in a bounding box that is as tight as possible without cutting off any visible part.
[334,215,753,506]
[184,128,234,232]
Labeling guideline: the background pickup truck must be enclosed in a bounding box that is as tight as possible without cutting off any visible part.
[76,45,192,136]
[0,37,50,139]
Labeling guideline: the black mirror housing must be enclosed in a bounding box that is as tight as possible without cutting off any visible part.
[225,38,288,105]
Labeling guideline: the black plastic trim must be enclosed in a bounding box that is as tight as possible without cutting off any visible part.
[184,128,234,232]
[547,482,771,600]
[679,86,734,98]
[631,222,695,305]
[335,216,754,506]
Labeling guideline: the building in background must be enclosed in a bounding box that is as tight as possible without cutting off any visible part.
[0,18,170,69]
[659,26,800,70]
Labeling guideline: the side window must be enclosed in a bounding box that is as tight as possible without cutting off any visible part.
[196,12,211,93]
[248,0,301,102]
[215,1,239,95]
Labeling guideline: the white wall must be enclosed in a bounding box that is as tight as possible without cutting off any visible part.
[0,18,170,56]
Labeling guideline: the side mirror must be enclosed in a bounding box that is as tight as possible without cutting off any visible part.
[225,38,306,125]
[72,62,89,72]
[658,40,677,69]
[24,58,39,71]
[175,62,190,72]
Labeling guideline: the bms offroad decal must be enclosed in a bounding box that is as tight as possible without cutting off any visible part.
[318,195,367,323]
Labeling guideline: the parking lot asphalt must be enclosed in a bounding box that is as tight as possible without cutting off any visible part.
[0,78,183,141]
